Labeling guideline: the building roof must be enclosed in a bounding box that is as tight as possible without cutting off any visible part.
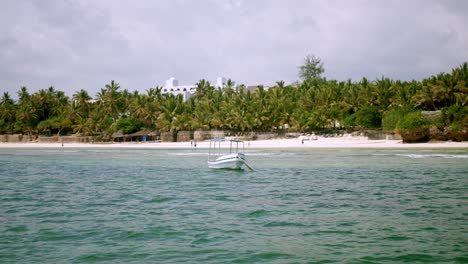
[112,130,158,138]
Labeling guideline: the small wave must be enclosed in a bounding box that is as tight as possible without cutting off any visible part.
[33,229,79,242]
[384,235,410,241]
[335,188,354,193]
[122,230,145,239]
[191,238,210,245]
[145,196,174,203]
[6,225,28,233]
[167,152,207,156]
[263,221,309,228]
[242,209,271,218]
[316,230,353,235]
[235,252,292,262]
[77,253,120,262]
[190,248,229,256]
[212,195,236,201]
[247,152,297,157]
[396,153,468,159]
[147,226,185,237]
[394,253,441,262]
[337,222,357,227]
[150,197,174,203]
[420,226,437,231]
[44,150,80,153]
[275,193,303,198]
[246,152,279,156]
[360,254,442,263]
[454,256,468,262]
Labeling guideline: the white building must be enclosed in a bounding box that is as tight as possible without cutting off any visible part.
[215,77,227,89]
[161,77,227,101]
[161,77,196,101]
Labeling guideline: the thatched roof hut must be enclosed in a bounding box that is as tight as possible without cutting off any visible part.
[112,130,158,142]
[111,130,125,139]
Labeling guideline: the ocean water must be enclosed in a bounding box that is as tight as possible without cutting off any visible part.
[1,148,467,263]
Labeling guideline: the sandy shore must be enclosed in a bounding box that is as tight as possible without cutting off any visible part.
[1,136,467,149]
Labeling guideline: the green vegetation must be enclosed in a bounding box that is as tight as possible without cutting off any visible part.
[382,106,413,130]
[396,111,430,143]
[0,60,467,141]
[298,54,325,81]
[396,111,428,130]
[355,106,381,128]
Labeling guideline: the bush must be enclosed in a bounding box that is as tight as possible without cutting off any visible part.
[382,106,412,130]
[355,106,381,128]
[442,105,468,128]
[397,111,429,143]
[342,113,357,128]
[450,122,463,132]
[117,117,144,134]
[396,111,428,130]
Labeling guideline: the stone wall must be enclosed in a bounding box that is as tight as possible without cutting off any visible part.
[59,136,94,143]
[0,135,95,143]
[233,132,257,141]
[0,134,37,142]
[177,131,193,142]
[193,130,211,141]
[255,133,276,140]
[160,131,176,142]
[209,130,225,139]
[38,136,59,143]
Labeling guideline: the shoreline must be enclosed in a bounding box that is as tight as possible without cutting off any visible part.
[1,137,468,149]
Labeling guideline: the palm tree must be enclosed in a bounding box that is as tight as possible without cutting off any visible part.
[72,89,92,121]
[72,116,93,136]
[412,83,436,110]
[33,89,51,121]
[225,79,236,91]
[156,94,183,132]
[0,92,17,133]
[73,89,92,106]
[96,80,123,123]
[130,94,154,127]
[147,86,163,98]
[18,86,30,104]
[195,79,213,98]
[16,101,38,135]
[0,92,14,106]
[373,77,394,109]
[51,90,69,117]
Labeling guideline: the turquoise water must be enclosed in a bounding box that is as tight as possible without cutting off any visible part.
[1,148,467,263]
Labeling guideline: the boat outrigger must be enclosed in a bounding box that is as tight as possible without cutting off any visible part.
[208,138,253,171]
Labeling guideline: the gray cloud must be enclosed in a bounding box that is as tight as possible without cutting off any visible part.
[1,0,467,97]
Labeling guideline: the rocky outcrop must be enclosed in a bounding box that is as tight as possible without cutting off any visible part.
[400,128,430,143]
[428,126,468,142]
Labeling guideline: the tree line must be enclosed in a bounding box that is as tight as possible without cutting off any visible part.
[0,61,467,140]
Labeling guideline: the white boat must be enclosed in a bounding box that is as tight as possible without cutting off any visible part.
[207,138,253,170]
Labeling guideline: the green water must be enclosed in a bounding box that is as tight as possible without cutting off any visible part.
[1,148,467,263]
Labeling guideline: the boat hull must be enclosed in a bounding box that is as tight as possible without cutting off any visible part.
[208,153,246,170]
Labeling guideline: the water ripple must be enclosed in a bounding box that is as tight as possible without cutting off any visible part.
[0,148,467,263]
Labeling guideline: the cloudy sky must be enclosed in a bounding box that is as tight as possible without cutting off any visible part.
[1,0,467,97]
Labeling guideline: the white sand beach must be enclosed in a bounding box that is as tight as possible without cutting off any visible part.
[1,136,467,149]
